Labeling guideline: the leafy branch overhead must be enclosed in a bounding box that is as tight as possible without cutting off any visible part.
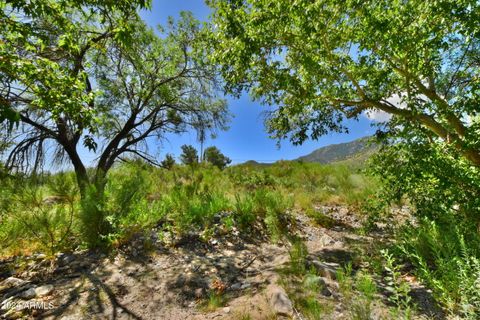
[1,1,229,194]
[207,0,480,166]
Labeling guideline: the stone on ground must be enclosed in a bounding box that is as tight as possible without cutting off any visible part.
[35,284,54,297]
[266,284,293,317]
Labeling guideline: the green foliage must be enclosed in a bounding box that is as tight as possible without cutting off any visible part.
[203,146,231,169]
[233,193,255,230]
[369,134,480,317]
[0,180,76,255]
[180,144,199,166]
[161,153,176,169]
[2,3,230,247]
[305,209,336,229]
[370,139,480,223]
[0,161,374,255]
[295,294,324,320]
[337,264,382,320]
[255,189,293,242]
[288,238,308,275]
[208,0,480,167]
[1,0,150,129]
[229,168,277,190]
[282,240,328,320]
[358,191,390,233]
[395,217,480,318]
[204,291,226,311]
[381,250,413,319]
[79,185,110,249]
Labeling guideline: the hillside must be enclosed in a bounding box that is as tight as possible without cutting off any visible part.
[296,136,377,164]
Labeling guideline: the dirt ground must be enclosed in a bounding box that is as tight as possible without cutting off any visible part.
[0,206,443,320]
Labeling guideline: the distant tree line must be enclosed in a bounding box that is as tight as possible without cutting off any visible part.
[161,145,231,170]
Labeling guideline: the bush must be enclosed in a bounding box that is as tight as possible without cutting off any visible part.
[395,216,480,317]
[370,135,480,317]
[0,159,375,255]
[0,183,76,255]
[79,184,110,248]
[233,193,256,230]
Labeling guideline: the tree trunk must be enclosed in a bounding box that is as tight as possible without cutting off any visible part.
[62,143,90,197]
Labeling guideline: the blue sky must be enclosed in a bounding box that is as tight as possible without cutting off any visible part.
[136,1,376,163]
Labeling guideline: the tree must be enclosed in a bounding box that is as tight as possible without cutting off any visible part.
[1,4,229,195]
[204,146,231,169]
[161,153,176,170]
[207,0,480,166]
[180,144,199,166]
[0,0,150,129]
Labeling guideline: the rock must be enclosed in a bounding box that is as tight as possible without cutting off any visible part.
[222,307,230,314]
[320,284,332,296]
[222,249,235,257]
[240,282,251,290]
[304,275,332,297]
[319,234,336,246]
[230,283,242,290]
[19,288,36,299]
[69,259,90,270]
[194,287,204,298]
[2,277,27,288]
[310,260,340,279]
[35,253,47,260]
[267,285,293,317]
[35,285,54,297]
[339,207,349,216]
[58,254,75,266]
[320,276,339,291]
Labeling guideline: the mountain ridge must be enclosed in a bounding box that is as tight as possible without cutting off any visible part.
[296,136,377,164]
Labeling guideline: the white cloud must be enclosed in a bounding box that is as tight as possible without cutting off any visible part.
[363,94,407,123]
[364,109,392,122]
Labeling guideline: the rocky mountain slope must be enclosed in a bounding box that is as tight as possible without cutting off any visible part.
[296,137,377,164]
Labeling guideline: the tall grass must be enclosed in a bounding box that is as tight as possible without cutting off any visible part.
[0,160,376,256]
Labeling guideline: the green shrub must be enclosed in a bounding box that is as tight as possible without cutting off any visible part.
[256,189,293,242]
[233,193,256,230]
[0,160,375,255]
[79,184,110,248]
[395,216,480,317]
[289,238,308,275]
[0,184,76,255]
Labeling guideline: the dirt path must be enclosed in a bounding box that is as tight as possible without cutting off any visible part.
[0,206,442,319]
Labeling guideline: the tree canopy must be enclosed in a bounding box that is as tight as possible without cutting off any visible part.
[161,153,176,169]
[0,0,150,127]
[204,146,231,169]
[180,144,199,166]
[207,0,480,166]
[1,2,229,192]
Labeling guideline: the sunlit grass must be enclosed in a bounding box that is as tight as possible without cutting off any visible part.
[0,160,377,255]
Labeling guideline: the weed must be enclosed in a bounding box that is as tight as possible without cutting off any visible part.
[381,249,413,319]
[203,291,226,311]
[296,296,323,320]
[305,208,336,228]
